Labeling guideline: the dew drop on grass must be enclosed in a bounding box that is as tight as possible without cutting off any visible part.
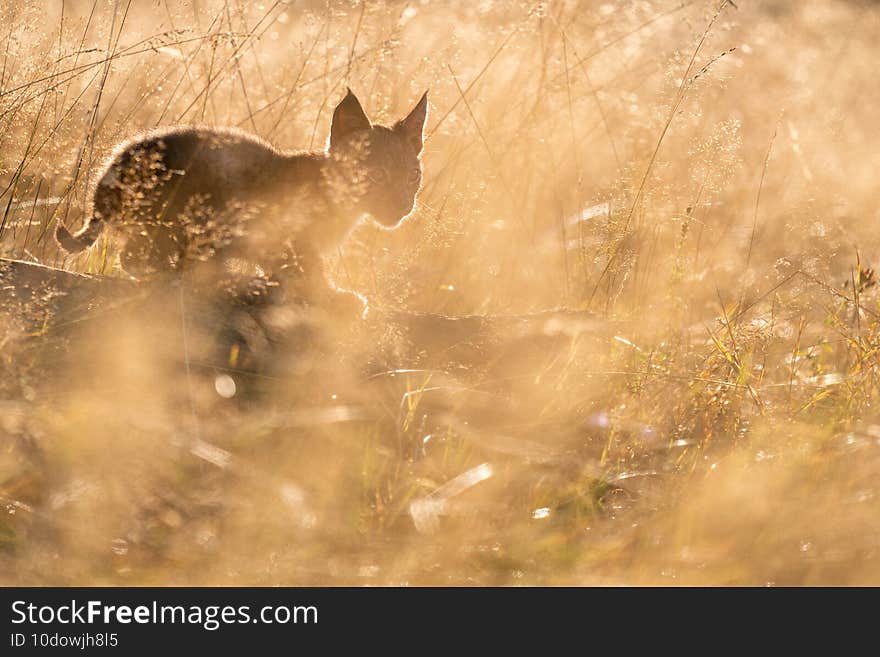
[214,374,236,398]
[588,411,610,429]
[400,7,417,24]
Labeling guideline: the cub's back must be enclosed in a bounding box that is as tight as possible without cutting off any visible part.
[97,126,286,203]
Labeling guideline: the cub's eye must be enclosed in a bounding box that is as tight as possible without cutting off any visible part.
[408,169,422,186]
[368,169,389,185]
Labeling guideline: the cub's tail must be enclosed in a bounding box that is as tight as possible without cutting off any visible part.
[55,216,105,254]
[56,157,127,255]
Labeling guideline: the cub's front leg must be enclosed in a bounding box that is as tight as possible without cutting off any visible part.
[323,285,370,320]
[278,243,369,320]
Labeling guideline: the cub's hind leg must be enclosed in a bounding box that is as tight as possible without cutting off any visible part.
[119,225,188,278]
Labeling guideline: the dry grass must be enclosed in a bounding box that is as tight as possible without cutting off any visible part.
[2,0,880,585]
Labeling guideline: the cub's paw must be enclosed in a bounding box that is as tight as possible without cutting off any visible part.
[325,288,369,320]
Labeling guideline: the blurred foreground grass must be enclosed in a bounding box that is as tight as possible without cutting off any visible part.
[2,0,880,585]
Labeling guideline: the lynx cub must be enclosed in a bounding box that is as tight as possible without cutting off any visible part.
[55,89,428,312]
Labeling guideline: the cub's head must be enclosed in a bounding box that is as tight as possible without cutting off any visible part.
[327,89,427,228]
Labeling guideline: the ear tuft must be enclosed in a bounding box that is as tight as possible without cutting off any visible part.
[395,90,428,154]
[330,89,371,149]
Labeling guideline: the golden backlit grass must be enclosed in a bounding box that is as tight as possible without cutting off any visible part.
[2,0,880,585]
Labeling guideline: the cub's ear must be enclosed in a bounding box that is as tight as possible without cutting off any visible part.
[395,91,428,154]
[330,88,371,149]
